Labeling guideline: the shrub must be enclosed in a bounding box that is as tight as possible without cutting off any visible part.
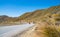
[40,25,60,37]
[36,24,60,37]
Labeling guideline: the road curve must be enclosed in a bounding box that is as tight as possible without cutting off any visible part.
[0,23,34,37]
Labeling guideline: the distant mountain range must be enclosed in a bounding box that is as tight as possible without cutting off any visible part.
[0,5,60,25]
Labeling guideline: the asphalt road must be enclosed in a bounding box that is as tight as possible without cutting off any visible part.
[0,23,34,37]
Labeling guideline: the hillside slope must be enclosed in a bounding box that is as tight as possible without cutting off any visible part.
[18,5,60,37]
[0,5,60,25]
[19,5,60,22]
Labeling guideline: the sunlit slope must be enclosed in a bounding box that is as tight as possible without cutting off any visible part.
[0,5,60,25]
[19,5,60,22]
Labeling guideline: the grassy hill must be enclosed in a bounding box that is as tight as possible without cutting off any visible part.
[19,5,60,24]
[19,5,60,37]
[0,5,60,25]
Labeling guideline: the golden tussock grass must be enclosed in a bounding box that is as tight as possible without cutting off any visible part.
[35,22,60,37]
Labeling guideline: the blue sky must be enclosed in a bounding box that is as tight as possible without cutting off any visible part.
[0,0,60,17]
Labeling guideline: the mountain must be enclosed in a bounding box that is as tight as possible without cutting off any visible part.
[0,15,10,23]
[0,5,60,25]
[11,5,60,37]
[0,15,17,25]
[19,5,60,23]
[18,5,60,37]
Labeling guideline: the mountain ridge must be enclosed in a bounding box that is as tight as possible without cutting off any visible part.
[0,5,60,25]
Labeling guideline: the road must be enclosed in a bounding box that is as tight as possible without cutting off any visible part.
[0,23,34,37]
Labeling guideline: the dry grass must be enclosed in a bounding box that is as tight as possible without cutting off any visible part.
[35,23,60,37]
